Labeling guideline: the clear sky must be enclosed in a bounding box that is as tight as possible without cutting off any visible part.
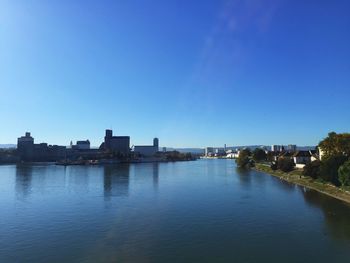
[1,0,349,148]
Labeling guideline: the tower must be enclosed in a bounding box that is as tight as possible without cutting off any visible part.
[153,138,159,150]
[104,129,113,150]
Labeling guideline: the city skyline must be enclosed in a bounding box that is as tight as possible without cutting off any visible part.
[1,130,318,149]
[1,0,350,147]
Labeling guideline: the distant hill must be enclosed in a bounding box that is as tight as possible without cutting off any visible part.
[0,144,16,149]
[297,146,316,151]
[166,148,205,154]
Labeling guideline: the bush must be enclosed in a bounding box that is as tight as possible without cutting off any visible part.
[320,155,347,186]
[277,157,295,172]
[303,160,321,179]
[338,160,350,186]
[270,162,278,170]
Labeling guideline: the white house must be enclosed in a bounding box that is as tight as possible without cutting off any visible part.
[226,151,240,159]
[293,151,312,168]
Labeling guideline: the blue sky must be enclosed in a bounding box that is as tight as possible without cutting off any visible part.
[1,0,349,147]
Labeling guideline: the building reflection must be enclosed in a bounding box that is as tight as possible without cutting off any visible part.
[300,187,350,240]
[15,164,33,198]
[152,163,159,189]
[103,164,130,199]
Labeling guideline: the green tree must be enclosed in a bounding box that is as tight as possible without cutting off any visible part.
[236,149,251,168]
[338,160,350,186]
[252,148,267,162]
[277,157,295,172]
[320,155,347,186]
[266,151,275,162]
[319,132,350,159]
[303,160,321,179]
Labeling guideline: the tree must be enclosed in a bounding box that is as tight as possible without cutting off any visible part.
[338,161,350,187]
[320,155,347,186]
[319,132,350,159]
[236,149,251,168]
[303,160,321,179]
[252,148,267,162]
[277,157,295,172]
[266,151,275,162]
[185,152,193,160]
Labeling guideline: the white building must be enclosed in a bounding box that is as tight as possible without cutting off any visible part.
[205,147,214,156]
[293,151,312,169]
[75,140,90,150]
[227,151,240,159]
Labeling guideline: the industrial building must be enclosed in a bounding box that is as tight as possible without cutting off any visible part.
[73,140,90,150]
[15,129,161,163]
[100,129,130,155]
[17,132,66,161]
[134,138,159,157]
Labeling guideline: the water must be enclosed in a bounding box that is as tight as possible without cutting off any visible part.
[1,159,350,262]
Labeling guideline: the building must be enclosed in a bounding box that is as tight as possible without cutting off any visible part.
[215,148,226,157]
[227,150,240,159]
[293,151,312,168]
[205,147,214,156]
[101,129,130,155]
[134,138,159,157]
[287,144,297,152]
[74,140,90,150]
[310,150,319,162]
[17,132,34,160]
[271,145,283,152]
[17,132,66,161]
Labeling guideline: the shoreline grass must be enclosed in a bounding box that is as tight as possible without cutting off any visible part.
[254,163,350,205]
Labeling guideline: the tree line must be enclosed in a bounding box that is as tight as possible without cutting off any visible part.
[236,132,350,187]
[304,132,350,187]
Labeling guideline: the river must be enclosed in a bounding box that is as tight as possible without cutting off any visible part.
[1,159,350,262]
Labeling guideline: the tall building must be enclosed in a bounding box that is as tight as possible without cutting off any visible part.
[103,129,130,155]
[287,144,297,152]
[17,132,66,161]
[271,145,283,152]
[17,132,34,160]
[205,147,214,156]
[134,138,159,157]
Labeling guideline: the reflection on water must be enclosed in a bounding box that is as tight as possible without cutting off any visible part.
[103,164,130,198]
[152,163,159,189]
[300,187,350,240]
[15,164,33,198]
[1,160,350,262]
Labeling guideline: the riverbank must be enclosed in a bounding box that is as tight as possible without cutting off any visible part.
[254,163,350,205]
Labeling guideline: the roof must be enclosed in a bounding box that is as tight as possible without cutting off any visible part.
[293,151,311,157]
[279,151,293,157]
[77,140,90,144]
